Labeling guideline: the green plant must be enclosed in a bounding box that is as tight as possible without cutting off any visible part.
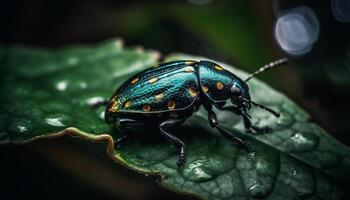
[0,39,349,199]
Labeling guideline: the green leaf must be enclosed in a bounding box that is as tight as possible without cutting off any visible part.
[0,39,159,142]
[1,40,349,199]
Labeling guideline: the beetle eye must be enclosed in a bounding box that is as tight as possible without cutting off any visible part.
[230,85,241,95]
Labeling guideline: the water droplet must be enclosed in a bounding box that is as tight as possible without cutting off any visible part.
[248,182,268,198]
[100,111,105,119]
[249,184,260,191]
[45,117,65,127]
[56,81,68,91]
[8,120,32,134]
[189,162,210,178]
[291,133,309,144]
[247,152,256,161]
[281,131,318,152]
[277,119,283,124]
[86,96,105,106]
[290,169,297,175]
[79,82,87,89]
[182,159,212,181]
[18,126,27,133]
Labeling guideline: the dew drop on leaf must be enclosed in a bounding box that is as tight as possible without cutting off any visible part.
[290,169,297,176]
[56,80,68,91]
[281,132,318,152]
[17,126,27,133]
[45,117,65,127]
[183,159,212,181]
[79,82,87,89]
[86,96,105,106]
[100,111,105,120]
[8,119,32,134]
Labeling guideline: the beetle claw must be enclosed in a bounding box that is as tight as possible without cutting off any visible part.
[176,156,186,168]
[251,125,272,134]
[245,124,273,134]
[240,142,251,152]
[230,135,251,152]
[115,135,128,148]
[177,150,186,168]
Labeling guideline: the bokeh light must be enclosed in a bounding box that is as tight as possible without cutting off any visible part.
[274,6,319,55]
[332,0,350,23]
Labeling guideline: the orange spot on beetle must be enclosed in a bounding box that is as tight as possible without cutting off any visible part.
[131,78,139,84]
[185,61,195,65]
[216,82,224,90]
[124,101,131,108]
[188,87,197,97]
[155,93,164,102]
[149,78,158,84]
[184,67,195,73]
[215,65,224,71]
[143,105,151,112]
[202,86,209,93]
[167,101,176,110]
[108,101,118,112]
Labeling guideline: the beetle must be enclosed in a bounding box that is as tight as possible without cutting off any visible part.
[92,58,287,167]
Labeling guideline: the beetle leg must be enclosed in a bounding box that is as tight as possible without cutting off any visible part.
[242,112,272,134]
[206,106,249,151]
[207,108,218,128]
[115,118,144,147]
[159,119,187,168]
[218,105,272,134]
[115,135,128,147]
[216,126,250,152]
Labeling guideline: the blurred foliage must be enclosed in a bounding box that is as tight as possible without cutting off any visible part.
[117,2,270,66]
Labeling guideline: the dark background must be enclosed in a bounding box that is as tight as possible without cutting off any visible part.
[1,0,350,199]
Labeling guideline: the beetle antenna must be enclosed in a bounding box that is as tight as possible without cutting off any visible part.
[241,98,280,117]
[250,101,280,118]
[244,58,288,82]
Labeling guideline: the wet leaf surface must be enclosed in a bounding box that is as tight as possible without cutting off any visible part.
[0,40,349,199]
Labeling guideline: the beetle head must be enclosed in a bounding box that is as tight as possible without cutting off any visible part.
[230,79,281,118]
[230,80,251,109]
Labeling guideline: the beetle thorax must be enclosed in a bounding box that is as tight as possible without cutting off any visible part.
[198,60,239,104]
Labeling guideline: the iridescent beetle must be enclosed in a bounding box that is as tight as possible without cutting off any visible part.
[93,59,287,167]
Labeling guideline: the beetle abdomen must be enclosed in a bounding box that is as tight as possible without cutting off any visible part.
[107,61,199,113]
